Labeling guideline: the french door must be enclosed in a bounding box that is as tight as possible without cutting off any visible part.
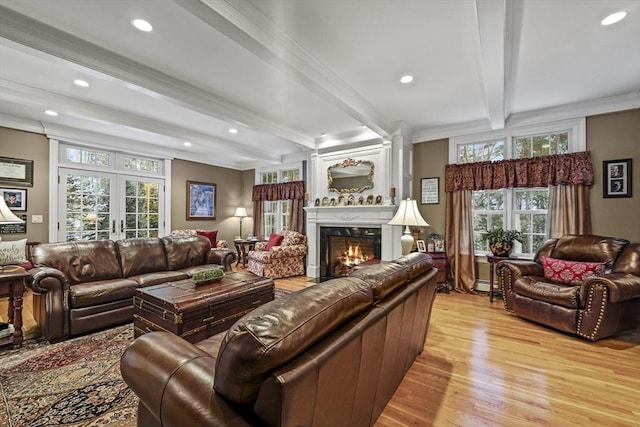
[58,168,164,242]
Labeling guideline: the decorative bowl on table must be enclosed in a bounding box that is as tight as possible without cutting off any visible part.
[192,268,224,286]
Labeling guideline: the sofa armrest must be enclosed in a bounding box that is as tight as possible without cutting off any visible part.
[28,266,71,341]
[496,260,544,311]
[206,248,236,271]
[582,273,640,304]
[121,332,251,427]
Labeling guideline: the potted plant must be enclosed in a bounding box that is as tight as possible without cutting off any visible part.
[481,228,524,257]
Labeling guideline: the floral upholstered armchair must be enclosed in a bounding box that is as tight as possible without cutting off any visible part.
[247,230,307,279]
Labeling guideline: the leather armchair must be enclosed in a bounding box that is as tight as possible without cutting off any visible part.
[496,234,640,341]
[247,230,307,278]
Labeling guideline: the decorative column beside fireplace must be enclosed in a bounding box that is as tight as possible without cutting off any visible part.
[304,205,398,279]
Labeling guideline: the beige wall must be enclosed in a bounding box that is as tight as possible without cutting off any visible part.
[412,138,448,239]
[587,109,640,241]
[170,159,251,244]
[0,127,50,243]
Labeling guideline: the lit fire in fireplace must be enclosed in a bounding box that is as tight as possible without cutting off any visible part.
[341,244,371,267]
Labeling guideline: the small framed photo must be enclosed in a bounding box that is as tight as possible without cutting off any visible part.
[416,239,426,253]
[603,159,632,198]
[187,181,216,220]
[0,188,27,211]
[434,239,445,253]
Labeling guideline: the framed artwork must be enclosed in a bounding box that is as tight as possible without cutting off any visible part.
[186,181,216,220]
[416,239,426,253]
[434,238,445,253]
[420,177,439,204]
[603,159,632,198]
[0,188,27,211]
[0,157,34,187]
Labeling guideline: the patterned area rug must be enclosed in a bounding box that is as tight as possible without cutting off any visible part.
[0,287,292,426]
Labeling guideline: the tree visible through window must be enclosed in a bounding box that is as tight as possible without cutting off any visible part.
[259,167,301,235]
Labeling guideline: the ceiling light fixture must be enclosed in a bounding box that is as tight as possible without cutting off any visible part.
[184,142,192,147]
[400,75,414,84]
[132,19,153,32]
[74,79,89,87]
[229,128,238,134]
[601,11,627,26]
[45,110,58,116]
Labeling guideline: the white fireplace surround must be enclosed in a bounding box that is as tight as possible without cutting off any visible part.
[304,205,402,279]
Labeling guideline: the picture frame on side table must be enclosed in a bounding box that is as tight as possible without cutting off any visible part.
[420,177,439,205]
[0,188,27,211]
[416,239,426,253]
[434,239,445,253]
[603,159,632,198]
[187,181,216,220]
[0,157,33,187]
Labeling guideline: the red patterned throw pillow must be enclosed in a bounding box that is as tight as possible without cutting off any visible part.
[266,232,284,250]
[542,256,605,285]
[196,230,218,248]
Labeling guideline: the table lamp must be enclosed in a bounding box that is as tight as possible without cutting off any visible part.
[388,198,429,255]
[234,207,248,238]
[0,196,25,272]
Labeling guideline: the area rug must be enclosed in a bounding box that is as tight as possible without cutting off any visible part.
[0,287,292,427]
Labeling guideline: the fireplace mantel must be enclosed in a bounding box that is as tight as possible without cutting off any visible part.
[304,205,399,278]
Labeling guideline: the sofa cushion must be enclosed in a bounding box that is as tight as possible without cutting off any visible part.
[214,276,373,405]
[161,235,209,270]
[542,256,605,285]
[117,238,167,278]
[391,252,434,281]
[266,232,283,250]
[513,276,580,309]
[196,230,218,248]
[70,278,139,308]
[550,235,629,268]
[0,238,28,266]
[32,240,122,285]
[349,262,409,302]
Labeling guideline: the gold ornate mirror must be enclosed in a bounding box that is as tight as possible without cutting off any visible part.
[327,158,374,193]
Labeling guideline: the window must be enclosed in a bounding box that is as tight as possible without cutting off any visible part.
[258,165,302,235]
[452,119,584,258]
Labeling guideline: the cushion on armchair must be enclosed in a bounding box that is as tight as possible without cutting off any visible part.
[265,232,284,250]
[542,256,605,285]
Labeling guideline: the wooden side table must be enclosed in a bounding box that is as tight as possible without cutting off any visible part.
[486,255,511,302]
[233,239,259,268]
[0,265,29,348]
[430,252,451,293]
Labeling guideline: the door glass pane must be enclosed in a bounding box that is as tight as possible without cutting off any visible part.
[64,173,111,242]
[124,179,160,239]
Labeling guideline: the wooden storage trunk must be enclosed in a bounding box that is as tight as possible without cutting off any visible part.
[133,272,274,343]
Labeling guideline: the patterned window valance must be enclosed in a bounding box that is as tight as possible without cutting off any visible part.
[444,151,594,192]
[252,181,305,201]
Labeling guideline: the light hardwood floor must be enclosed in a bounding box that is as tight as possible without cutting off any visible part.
[2,269,639,426]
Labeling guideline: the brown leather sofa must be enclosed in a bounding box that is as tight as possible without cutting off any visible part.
[29,235,236,343]
[121,252,438,427]
[496,234,640,341]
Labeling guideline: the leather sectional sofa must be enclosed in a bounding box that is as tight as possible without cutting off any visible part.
[121,252,438,427]
[29,235,236,342]
[497,234,640,341]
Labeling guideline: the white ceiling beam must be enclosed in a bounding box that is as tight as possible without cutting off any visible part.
[174,0,396,139]
[473,0,506,130]
[0,5,315,150]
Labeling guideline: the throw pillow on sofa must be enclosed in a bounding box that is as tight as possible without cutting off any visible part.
[0,238,28,266]
[196,230,218,248]
[542,256,605,285]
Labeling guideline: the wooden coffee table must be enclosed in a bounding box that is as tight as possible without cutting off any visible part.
[133,271,274,343]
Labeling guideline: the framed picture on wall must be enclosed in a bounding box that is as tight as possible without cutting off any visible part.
[603,159,632,198]
[0,157,33,187]
[0,187,27,211]
[186,181,216,220]
[420,177,439,204]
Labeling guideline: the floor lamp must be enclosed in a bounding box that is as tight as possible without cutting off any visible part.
[388,198,429,255]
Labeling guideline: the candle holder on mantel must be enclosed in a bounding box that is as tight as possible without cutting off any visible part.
[389,187,396,206]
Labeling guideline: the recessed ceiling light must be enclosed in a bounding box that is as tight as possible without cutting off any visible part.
[601,11,627,26]
[74,79,89,87]
[184,142,192,147]
[132,19,153,32]
[45,110,58,116]
[229,128,238,134]
[321,133,326,137]
[400,75,414,84]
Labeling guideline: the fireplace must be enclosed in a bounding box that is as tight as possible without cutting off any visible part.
[304,205,399,279]
[321,227,381,279]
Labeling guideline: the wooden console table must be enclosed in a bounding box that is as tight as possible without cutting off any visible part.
[0,265,29,348]
[430,252,451,293]
[487,255,511,302]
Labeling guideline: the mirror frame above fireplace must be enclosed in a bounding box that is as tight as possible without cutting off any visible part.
[327,158,374,194]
